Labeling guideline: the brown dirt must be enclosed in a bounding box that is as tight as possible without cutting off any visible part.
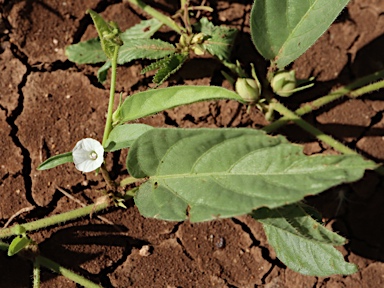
[1,0,384,287]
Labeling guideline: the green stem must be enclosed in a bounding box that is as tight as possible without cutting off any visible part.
[0,200,109,239]
[102,46,119,146]
[263,71,384,134]
[181,0,192,34]
[37,256,101,288]
[33,260,41,288]
[269,100,357,155]
[127,0,185,34]
[0,241,101,288]
[100,164,117,190]
[267,93,384,176]
[349,79,384,97]
[343,69,384,91]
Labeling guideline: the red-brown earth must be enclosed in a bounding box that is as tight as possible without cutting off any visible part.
[1,0,384,287]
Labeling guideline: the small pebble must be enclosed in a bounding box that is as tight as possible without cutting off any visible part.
[215,237,226,249]
[139,245,151,257]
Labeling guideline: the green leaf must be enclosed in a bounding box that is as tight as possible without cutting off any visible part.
[253,204,346,245]
[117,38,176,65]
[87,9,122,59]
[250,0,350,68]
[8,235,31,256]
[66,18,162,71]
[105,124,154,152]
[127,128,374,222]
[66,38,108,64]
[195,17,238,61]
[97,60,111,83]
[115,86,244,123]
[153,53,188,85]
[141,53,188,85]
[37,152,73,171]
[141,57,170,74]
[120,18,163,42]
[252,204,357,276]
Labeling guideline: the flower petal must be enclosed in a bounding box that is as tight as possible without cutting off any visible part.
[72,138,104,172]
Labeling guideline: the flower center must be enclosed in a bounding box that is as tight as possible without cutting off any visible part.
[89,151,98,160]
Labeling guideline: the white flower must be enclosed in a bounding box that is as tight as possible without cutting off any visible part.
[72,138,104,172]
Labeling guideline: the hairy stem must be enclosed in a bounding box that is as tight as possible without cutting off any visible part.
[0,200,109,239]
[263,70,384,134]
[100,164,117,190]
[269,99,384,175]
[33,260,41,288]
[269,100,357,155]
[102,46,119,146]
[349,79,384,97]
[37,256,101,288]
[0,241,101,288]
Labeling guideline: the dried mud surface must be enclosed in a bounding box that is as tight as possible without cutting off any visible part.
[1,0,384,287]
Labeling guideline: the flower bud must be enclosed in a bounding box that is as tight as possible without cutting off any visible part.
[191,33,205,44]
[112,106,121,125]
[235,78,261,103]
[192,44,205,55]
[179,34,189,47]
[112,92,123,126]
[271,70,297,97]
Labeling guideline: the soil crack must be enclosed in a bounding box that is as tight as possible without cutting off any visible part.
[355,109,383,142]
[5,43,36,207]
[231,217,286,284]
[98,236,149,288]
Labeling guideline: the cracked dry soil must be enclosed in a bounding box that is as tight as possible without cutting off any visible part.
[1,0,384,287]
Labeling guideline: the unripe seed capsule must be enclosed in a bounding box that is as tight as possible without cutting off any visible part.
[271,70,297,97]
[235,78,261,103]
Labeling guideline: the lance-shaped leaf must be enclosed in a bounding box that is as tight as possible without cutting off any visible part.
[117,38,175,64]
[127,128,374,222]
[250,0,350,68]
[252,204,357,276]
[38,152,73,171]
[115,86,244,123]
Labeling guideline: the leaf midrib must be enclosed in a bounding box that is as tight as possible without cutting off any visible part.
[149,166,360,180]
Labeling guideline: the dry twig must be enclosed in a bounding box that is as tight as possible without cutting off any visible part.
[3,206,35,228]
